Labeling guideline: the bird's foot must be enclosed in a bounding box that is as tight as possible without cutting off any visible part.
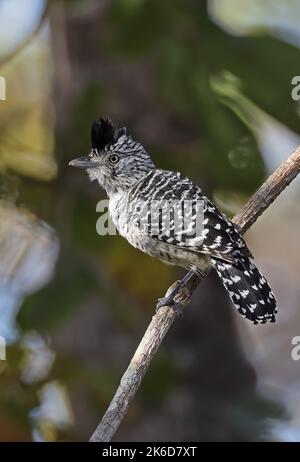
[156,280,183,319]
[156,296,183,319]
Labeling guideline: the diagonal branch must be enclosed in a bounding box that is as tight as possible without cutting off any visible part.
[90,145,300,442]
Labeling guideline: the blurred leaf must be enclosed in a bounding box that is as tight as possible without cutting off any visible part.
[17,255,94,332]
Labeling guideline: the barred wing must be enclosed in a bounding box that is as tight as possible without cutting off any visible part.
[128,169,250,263]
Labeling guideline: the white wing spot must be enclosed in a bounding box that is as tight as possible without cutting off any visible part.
[201,228,209,239]
[214,236,222,245]
[231,275,241,283]
[239,289,249,299]
[223,278,233,285]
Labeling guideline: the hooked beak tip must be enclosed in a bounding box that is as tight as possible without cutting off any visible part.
[69,156,95,169]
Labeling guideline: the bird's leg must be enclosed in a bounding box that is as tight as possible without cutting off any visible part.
[156,270,200,318]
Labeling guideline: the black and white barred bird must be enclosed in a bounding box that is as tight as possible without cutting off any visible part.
[69,117,277,324]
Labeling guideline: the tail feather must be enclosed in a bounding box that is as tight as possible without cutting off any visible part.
[212,256,277,324]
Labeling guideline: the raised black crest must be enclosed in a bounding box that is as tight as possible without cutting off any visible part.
[91,117,127,150]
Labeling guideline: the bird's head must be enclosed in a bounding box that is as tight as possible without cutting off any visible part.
[69,117,155,194]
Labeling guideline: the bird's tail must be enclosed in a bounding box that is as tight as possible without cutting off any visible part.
[212,256,277,324]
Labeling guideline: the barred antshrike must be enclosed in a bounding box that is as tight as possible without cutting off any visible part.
[69,117,277,324]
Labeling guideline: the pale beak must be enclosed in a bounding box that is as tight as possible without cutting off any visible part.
[69,156,96,169]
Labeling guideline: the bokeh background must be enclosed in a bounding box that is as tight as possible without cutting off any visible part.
[1,0,300,442]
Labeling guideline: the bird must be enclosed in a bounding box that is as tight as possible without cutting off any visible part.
[69,117,277,324]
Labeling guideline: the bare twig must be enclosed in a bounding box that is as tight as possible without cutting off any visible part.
[90,145,300,442]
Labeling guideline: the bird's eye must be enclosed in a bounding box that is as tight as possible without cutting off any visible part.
[109,154,119,164]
